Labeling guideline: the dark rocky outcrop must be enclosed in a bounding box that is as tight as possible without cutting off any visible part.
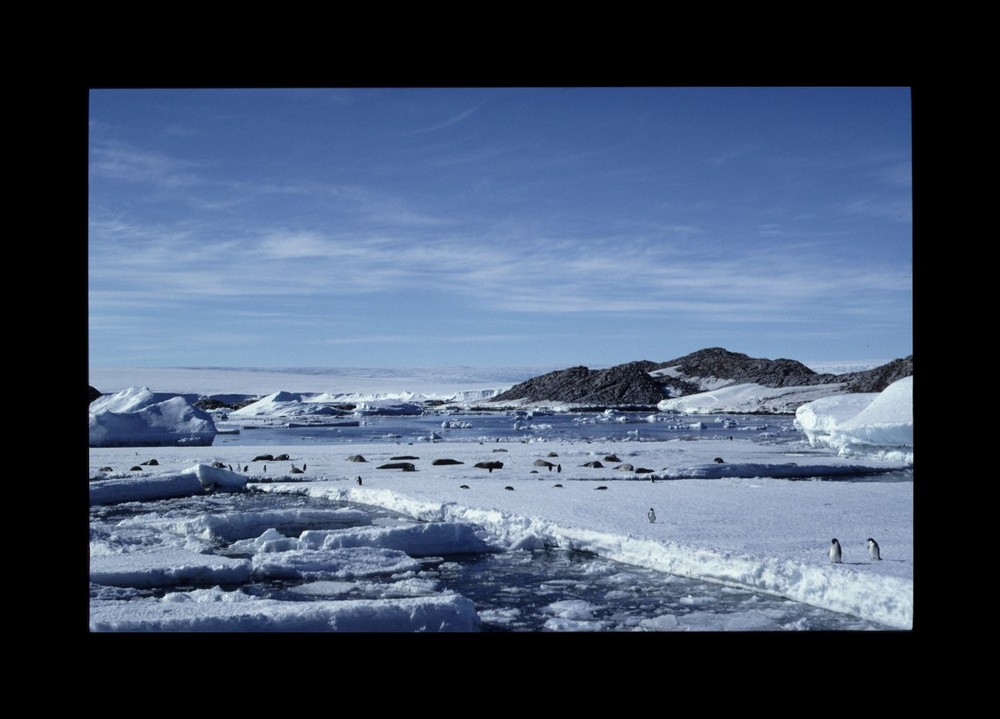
[657,347,825,388]
[89,386,102,404]
[490,361,667,405]
[194,397,259,411]
[489,347,913,406]
[841,355,913,393]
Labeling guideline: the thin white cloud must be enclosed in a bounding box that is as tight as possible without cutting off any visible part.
[89,141,203,188]
[404,102,486,136]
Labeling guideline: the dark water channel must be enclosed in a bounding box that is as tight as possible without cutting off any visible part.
[90,489,886,631]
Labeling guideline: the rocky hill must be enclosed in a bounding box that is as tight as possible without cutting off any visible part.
[489,347,912,406]
[489,361,668,406]
[840,355,914,393]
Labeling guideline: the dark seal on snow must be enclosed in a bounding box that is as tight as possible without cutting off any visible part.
[378,462,416,471]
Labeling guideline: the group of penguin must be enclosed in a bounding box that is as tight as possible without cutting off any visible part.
[830,537,882,562]
[646,509,883,563]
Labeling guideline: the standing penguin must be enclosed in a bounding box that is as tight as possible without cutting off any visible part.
[829,538,842,563]
[647,508,656,523]
[867,538,882,561]
[357,476,362,485]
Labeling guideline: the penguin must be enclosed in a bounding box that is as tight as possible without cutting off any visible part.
[829,538,842,563]
[356,476,362,485]
[647,508,656,523]
[867,537,882,561]
[303,463,307,471]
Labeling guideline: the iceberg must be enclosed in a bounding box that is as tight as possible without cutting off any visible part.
[795,377,912,464]
[89,386,217,447]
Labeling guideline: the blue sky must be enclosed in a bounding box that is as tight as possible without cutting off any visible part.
[88,87,912,369]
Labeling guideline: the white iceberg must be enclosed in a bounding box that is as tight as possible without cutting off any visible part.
[795,377,912,464]
[89,386,217,447]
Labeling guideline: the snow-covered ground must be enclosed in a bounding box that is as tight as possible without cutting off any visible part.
[88,366,913,631]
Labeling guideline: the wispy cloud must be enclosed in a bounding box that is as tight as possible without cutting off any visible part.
[404,102,486,136]
[89,141,204,188]
[90,204,911,330]
[88,89,912,366]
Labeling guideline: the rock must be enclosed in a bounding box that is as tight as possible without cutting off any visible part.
[488,347,913,405]
[491,361,667,405]
[842,356,914,393]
